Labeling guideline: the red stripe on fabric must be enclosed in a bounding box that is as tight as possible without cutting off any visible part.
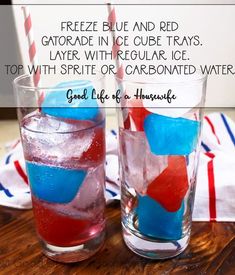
[205,152,215,159]
[24,15,32,35]
[29,41,36,62]
[108,8,116,25]
[205,116,221,145]
[205,152,216,221]
[14,160,28,185]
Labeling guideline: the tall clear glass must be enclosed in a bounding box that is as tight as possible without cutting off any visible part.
[14,75,106,263]
[117,74,207,259]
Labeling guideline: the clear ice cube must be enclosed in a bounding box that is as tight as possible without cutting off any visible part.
[21,112,95,169]
[42,164,105,220]
[119,129,168,194]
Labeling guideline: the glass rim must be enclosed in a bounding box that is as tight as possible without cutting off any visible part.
[13,73,105,91]
[115,73,208,85]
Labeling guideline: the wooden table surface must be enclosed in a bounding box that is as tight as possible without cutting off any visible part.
[0,115,235,274]
[0,202,234,275]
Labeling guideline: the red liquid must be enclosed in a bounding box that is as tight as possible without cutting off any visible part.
[32,196,105,247]
[21,113,106,247]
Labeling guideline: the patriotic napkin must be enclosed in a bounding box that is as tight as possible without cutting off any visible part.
[0,113,234,222]
[193,113,235,221]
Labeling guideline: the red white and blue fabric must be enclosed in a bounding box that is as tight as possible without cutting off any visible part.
[0,140,30,209]
[193,113,235,221]
[105,129,120,203]
[0,113,234,222]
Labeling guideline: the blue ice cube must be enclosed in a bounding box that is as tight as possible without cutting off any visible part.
[144,113,200,155]
[137,195,184,240]
[41,80,99,120]
[26,161,87,203]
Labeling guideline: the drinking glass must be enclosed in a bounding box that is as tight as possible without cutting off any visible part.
[117,74,207,259]
[14,75,106,262]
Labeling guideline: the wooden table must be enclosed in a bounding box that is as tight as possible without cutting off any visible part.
[0,115,235,274]
[0,202,234,275]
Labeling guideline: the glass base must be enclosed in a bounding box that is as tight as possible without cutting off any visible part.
[122,224,189,259]
[40,230,105,263]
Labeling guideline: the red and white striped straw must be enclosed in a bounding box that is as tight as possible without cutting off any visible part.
[106,2,124,82]
[22,6,44,107]
[106,2,131,128]
[22,6,41,87]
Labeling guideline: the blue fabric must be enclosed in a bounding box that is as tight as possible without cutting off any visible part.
[221,113,235,146]
[201,141,211,152]
[5,153,12,164]
[0,182,13,198]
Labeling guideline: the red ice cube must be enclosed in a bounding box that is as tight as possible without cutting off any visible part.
[146,156,189,212]
[127,99,151,131]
